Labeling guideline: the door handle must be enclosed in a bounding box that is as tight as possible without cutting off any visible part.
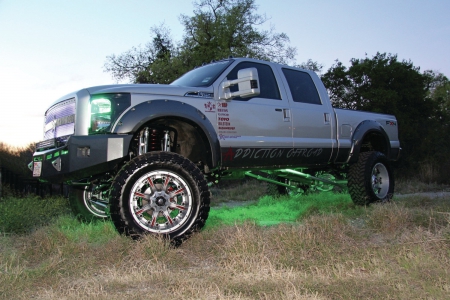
[283,109,291,122]
[324,113,330,125]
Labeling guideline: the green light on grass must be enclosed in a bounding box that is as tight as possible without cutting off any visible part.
[206,193,353,229]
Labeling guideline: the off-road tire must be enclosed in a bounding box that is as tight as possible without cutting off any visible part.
[109,152,210,244]
[348,151,394,205]
[69,186,109,221]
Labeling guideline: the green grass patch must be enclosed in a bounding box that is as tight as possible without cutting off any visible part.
[0,194,71,235]
[52,215,118,244]
[206,192,355,228]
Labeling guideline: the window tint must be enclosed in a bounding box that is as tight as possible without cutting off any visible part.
[226,62,281,100]
[282,68,321,105]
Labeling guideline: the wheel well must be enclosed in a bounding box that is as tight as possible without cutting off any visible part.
[130,117,213,170]
[360,132,389,156]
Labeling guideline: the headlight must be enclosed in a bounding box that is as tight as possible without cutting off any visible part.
[90,98,112,133]
[89,93,131,134]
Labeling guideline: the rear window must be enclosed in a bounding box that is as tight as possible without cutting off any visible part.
[282,68,321,105]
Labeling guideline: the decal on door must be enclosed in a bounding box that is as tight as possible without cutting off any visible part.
[221,147,330,167]
[204,101,216,113]
[217,102,237,134]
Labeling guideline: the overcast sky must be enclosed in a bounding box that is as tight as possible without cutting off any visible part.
[1,0,449,147]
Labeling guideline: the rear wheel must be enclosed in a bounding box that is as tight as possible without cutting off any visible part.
[348,151,394,205]
[109,152,210,244]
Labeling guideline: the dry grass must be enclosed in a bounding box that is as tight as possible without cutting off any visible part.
[1,192,450,299]
[395,178,450,194]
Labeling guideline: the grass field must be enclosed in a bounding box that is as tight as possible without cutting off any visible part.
[1,180,450,299]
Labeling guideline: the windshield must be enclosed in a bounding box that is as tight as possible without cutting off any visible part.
[171,59,234,87]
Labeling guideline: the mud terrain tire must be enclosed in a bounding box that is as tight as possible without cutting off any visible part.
[348,151,394,205]
[109,152,210,244]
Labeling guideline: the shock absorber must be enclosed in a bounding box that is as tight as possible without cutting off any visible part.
[138,127,172,155]
[138,127,149,156]
[162,130,171,152]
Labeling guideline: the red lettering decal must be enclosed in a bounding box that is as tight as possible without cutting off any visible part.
[223,147,234,161]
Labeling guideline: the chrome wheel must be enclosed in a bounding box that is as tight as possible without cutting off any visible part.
[371,163,389,198]
[69,184,109,221]
[83,186,108,218]
[110,152,210,242]
[129,170,193,234]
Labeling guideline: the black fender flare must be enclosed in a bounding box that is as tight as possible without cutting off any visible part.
[347,120,391,164]
[111,99,220,168]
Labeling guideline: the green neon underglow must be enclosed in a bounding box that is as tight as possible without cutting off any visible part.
[53,151,60,157]
[61,150,69,155]
[206,193,353,228]
[46,154,52,160]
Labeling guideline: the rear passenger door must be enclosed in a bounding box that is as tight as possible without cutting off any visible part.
[216,61,293,167]
[279,68,333,164]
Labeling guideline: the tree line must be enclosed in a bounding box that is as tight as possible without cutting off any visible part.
[0,143,56,198]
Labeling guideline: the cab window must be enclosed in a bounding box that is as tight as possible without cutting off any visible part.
[226,62,281,100]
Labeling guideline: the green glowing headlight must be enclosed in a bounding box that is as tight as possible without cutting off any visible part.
[90,98,112,133]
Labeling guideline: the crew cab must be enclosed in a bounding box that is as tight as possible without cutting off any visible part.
[31,58,401,243]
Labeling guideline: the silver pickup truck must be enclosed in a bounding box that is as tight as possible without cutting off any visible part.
[31,57,400,243]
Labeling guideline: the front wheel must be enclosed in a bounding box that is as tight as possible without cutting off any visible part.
[109,152,210,243]
[69,185,109,221]
[348,151,394,205]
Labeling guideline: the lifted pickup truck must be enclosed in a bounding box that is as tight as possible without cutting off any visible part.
[31,58,400,243]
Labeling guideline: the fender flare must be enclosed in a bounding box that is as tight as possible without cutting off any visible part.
[346,120,391,164]
[111,99,220,168]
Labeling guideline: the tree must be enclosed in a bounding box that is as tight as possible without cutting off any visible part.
[104,0,297,84]
[321,52,450,180]
[424,70,450,113]
[104,24,178,84]
[296,59,324,74]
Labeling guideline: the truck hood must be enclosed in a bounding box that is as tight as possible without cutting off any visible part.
[85,84,214,98]
[47,84,214,114]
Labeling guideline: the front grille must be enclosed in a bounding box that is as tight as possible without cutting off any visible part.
[36,135,71,151]
[36,138,55,150]
[44,98,76,140]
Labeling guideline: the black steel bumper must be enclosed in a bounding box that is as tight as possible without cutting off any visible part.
[31,134,133,183]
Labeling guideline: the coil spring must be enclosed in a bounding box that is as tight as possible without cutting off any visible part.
[149,129,160,151]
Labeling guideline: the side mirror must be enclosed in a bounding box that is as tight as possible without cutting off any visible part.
[219,67,260,100]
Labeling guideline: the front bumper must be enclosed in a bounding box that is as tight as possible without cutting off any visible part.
[31,134,133,183]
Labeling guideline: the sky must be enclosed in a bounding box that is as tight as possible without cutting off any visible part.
[0,0,449,147]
